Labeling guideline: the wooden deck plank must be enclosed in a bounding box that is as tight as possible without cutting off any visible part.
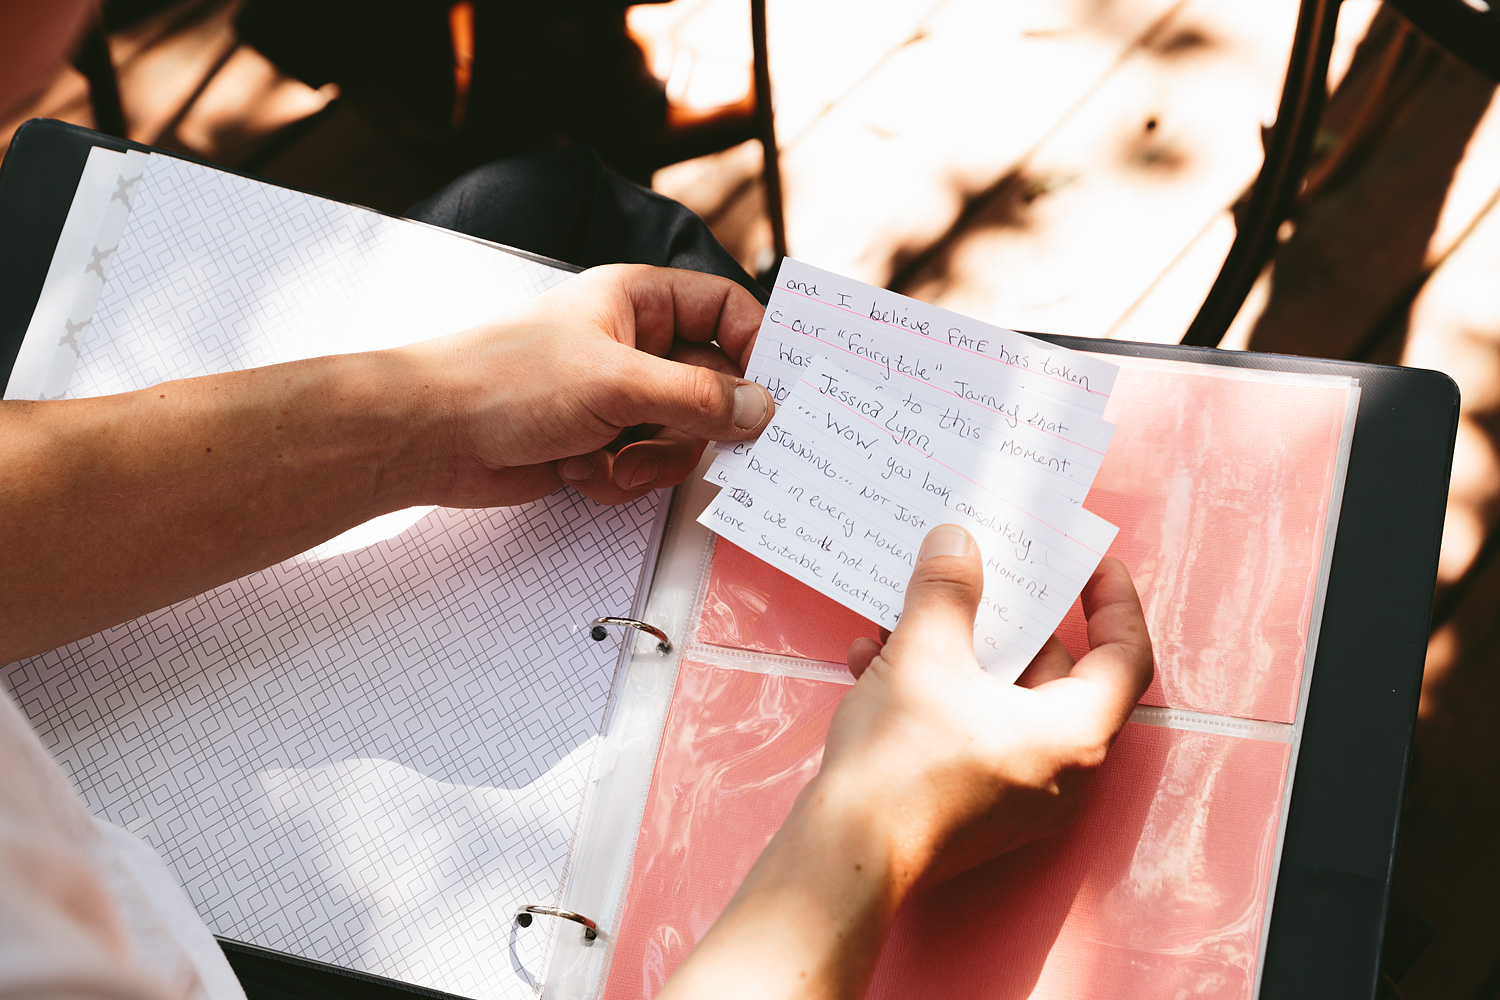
[1106,0,1385,344]
[649,0,951,267]
[887,0,1300,337]
[648,0,951,146]
[775,0,1196,287]
[641,0,948,172]
[109,0,240,145]
[1102,209,1234,342]
[0,66,93,159]
[0,0,242,159]
[1397,183,1500,592]
[657,0,1196,279]
[1240,46,1499,361]
[167,46,334,166]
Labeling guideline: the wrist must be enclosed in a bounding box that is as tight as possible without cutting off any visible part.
[802,759,954,902]
[785,769,913,911]
[267,348,458,516]
[357,346,463,510]
[660,770,905,1000]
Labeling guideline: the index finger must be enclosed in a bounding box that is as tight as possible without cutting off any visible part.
[594,264,766,368]
[1034,557,1154,736]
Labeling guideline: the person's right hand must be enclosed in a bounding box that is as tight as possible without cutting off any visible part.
[397,264,772,509]
[818,523,1154,893]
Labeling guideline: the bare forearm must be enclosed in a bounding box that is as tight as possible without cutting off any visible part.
[658,774,906,1000]
[0,266,778,663]
[0,349,445,662]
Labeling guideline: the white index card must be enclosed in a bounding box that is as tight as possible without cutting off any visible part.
[709,257,1119,485]
[700,356,1118,680]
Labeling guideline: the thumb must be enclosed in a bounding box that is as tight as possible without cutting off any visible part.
[607,351,775,441]
[881,524,984,670]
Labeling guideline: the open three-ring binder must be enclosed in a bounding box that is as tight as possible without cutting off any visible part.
[0,120,1457,1000]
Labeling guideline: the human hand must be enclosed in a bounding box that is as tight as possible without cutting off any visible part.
[653,525,1150,1000]
[399,263,772,507]
[819,524,1153,893]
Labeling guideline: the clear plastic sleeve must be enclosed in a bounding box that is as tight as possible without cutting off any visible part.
[695,537,879,663]
[600,660,1290,999]
[694,357,1359,723]
[1054,358,1359,724]
[600,659,847,999]
[576,357,1359,1000]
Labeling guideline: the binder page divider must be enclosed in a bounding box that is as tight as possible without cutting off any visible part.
[531,486,676,998]
[5,144,130,399]
[546,464,862,1000]
[539,456,724,998]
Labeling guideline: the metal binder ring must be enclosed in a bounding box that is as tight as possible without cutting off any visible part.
[590,616,672,653]
[514,904,600,941]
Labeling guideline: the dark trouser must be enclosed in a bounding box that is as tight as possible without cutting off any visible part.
[405,145,767,304]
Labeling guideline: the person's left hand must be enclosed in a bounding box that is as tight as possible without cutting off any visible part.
[398,263,773,507]
[822,526,1154,892]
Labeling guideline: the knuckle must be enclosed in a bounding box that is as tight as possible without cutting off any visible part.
[686,365,727,416]
[908,565,982,607]
[1062,723,1112,776]
[1072,736,1111,773]
[909,559,979,591]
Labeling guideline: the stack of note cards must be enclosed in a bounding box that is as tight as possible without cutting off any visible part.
[698,259,1123,679]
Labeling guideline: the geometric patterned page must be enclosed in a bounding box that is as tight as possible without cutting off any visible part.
[8,496,659,1000]
[602,662,1290,1000]
[70,153,578,399]
[2,153,664,998]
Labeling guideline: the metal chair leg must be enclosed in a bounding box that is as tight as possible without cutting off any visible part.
[1180,0,1343,348]
[73,14,128,139]
[751,0,788,264]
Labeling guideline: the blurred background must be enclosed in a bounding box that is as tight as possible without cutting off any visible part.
[2,1,1499,996]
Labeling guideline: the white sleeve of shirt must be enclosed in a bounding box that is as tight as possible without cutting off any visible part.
[0,687,242,1000]
[93,821,247,1000]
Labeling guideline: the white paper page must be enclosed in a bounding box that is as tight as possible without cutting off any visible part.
[4,152,660,1000]
[6,146,130,399]
[708,257,1117,484]
[700,356,1118,678]
[47,154,572,398]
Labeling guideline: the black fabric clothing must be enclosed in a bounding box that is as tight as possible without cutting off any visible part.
[405,145,766,303]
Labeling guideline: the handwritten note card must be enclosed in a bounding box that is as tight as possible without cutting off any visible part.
[728,361,1115,505]
[700,356,1119,678]
[708,258,1119,488]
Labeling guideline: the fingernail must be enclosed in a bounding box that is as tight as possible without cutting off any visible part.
[626,459,661,489]
[561,456,593,482]
[918,524,972,562]
[732,382,770,429]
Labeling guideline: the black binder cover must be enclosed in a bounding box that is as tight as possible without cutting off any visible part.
[0,118,1460,1000]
